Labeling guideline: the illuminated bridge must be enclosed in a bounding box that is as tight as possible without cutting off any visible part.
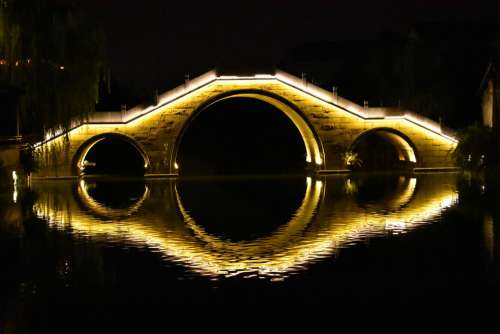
[33,70,458,177]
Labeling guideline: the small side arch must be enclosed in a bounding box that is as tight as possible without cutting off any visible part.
[348,128,419,170]
[170,89,326,174]
[72,133,151,176]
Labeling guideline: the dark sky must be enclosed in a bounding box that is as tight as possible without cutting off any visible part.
[73,0,500,93]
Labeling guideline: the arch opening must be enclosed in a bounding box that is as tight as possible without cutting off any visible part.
[349,129,417,171]
[176,95,322,176]
[75,134,148,176]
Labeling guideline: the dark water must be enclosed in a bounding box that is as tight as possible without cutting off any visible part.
[1,172,500,328]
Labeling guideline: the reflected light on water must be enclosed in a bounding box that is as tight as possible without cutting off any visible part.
[77,179,150,219]
[33,174,458,279]
[484,214,495,262]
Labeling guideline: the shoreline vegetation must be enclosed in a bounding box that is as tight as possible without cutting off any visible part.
[453,125,500,174]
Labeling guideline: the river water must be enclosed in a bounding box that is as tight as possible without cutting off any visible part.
[1,172,499,327]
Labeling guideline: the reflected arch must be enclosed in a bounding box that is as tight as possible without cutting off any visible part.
[350,176,417,212]
[76,179,150,220]
[174,176,324,259]
[348,128,418,170]
[72,133,151,176]
[170,90,325,174]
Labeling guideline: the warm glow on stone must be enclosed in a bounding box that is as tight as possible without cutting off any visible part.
[33,70,458,178]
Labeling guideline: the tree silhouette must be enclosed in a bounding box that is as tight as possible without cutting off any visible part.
[0,0,108,138]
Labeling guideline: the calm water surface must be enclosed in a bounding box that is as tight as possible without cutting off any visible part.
[1,173,500,326]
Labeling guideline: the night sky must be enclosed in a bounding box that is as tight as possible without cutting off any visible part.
[72,0,500,94]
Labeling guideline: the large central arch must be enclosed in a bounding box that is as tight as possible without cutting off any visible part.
[170,90,325,174]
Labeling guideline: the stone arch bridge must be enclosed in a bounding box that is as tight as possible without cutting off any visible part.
[33,70,458,177]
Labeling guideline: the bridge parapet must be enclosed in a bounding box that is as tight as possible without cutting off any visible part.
[274,70,456,142]
[88,111,124,123]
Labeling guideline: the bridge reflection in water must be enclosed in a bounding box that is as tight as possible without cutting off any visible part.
[33,174,458,278]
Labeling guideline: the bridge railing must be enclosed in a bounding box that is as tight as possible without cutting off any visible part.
[121,70,218,123]
[275,70,367,118]
[53,69,457,143]
[87,111,124,123]
[85,70,219,125]
[275,70,456,139]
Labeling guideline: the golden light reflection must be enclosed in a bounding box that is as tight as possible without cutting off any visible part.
[32,175,458,278]
[77,180,150,219]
